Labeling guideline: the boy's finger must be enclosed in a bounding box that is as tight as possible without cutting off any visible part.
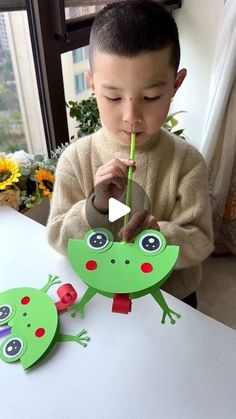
[95,173,123,191]
[98,165,126,182]
[131,215,159,238]
[118,210,148,239]
[97,159,136,181]
[102,174,124,190]
[120,158,136,167]
[118,212,158,240]
[100,161,134,179]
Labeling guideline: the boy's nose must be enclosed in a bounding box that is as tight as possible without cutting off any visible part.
[122,101,142,125]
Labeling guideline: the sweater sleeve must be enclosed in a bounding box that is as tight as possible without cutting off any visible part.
[47,143,111,256]
[158,148,214,269]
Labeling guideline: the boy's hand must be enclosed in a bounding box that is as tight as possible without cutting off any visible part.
[118,210,160,242]
[93,158,136,213]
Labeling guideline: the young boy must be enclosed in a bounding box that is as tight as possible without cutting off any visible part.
[47,0,213,308]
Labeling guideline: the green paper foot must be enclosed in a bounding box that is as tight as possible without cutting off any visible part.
[68,303,85,319]
[151,288,181,325]
[161,309,181,325]
[68,287,97,319]
[41,274,61,293]
[58,329,90,347]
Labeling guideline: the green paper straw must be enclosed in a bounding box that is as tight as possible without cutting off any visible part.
[122,132,136,243]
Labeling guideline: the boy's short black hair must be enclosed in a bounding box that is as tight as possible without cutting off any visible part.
[89,0,180,73]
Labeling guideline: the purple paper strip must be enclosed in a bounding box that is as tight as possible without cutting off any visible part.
[0,326,11,338]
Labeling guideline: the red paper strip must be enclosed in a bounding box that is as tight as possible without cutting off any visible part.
[55,284,77,313]
[112,293,132,314]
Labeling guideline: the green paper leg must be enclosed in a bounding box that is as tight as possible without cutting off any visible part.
[41,274,61,294]
[68,287,97,319]
[57,329,90,347]
[151,288,181,325]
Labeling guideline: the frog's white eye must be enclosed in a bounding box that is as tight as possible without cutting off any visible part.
[0,305,13,323]
[138,232,163,254]
[87,231,110,250]
[1,337,25,362]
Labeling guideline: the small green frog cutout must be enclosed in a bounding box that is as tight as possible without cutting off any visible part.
[68,228,181,324]
[0,275,89,370]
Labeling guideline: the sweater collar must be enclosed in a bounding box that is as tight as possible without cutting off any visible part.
[101,126,162,152]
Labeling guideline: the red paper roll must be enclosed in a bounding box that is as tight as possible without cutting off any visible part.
[55,284,77,313]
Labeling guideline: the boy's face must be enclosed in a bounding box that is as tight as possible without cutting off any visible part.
[87,48,186,145]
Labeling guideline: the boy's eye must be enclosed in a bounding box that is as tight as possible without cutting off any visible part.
[105,97,121,101]
[144,96,162,101]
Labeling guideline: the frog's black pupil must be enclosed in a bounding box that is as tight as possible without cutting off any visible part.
[89,233,107,248]
[0,306,11,320]
[23,313,27,317]
[125,260,130,264]
[5,339,22,357]
[141,235,161,251]
[111,259,115,264]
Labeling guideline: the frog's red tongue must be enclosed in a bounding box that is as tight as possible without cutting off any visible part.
[112,294,132,314]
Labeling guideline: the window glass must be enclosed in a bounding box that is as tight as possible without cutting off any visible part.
[65,3,105,21]
[0,11,46,155]
[0,12,26,153]
[75,73,85,93]
[61,45,92,140]
[72,48,83,63]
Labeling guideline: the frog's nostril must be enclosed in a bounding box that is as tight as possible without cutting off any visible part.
[111,259,115,264]
[125,260,130,264]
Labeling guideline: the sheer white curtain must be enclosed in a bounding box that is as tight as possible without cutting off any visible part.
[200,0,236,253]
[200,0,236,163]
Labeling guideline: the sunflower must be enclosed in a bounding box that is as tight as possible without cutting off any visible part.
[0,158,21,190]
[35,169,55,199]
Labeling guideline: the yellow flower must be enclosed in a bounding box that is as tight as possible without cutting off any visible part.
[35,169,55,199]
[0,158,21,190]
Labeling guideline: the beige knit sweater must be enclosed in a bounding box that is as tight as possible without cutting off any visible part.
[47,127,214,299]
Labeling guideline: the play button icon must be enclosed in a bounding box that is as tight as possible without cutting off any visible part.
[85,180,151,232]
[108,198,131,222]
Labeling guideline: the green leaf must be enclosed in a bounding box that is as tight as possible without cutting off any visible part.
[173,129,185,138]
[34,154,44,162]
[20,167,30,176]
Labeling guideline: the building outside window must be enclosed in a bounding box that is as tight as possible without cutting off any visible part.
[62,45,91,140]
[75,73,85,94]
[72,48,83,63]
[0,11,46,155]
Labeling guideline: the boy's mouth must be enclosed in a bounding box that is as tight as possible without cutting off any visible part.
[122,130,143,137]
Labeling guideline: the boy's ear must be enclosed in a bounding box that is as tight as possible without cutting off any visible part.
[173,68,187,96]
[85,71,94,91]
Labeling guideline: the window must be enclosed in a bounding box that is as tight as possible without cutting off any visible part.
[62,45,91,140]
[0,10,46,155]
[75,73,85,94]
[0,0,181,152]
[83,45,89,60]
[0,12,26,153]
[72,48,83,63]
[65,3,104,21]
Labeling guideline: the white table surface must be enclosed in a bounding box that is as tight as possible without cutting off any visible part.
[0,206,236,419]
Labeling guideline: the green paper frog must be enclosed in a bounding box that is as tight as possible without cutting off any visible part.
[0,275,89,370]
[68,228,181,324]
